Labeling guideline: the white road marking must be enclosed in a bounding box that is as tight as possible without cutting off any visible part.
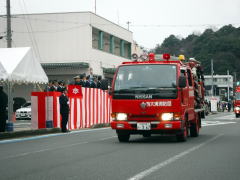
[128,134,223,180]
[212,114,236,120]
[0,127,111,144]
[100,136,117,141]
[202,120,236,127]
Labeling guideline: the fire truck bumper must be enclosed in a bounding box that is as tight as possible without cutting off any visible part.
[111,121,183,134]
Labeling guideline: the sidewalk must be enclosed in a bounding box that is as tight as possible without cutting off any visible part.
[0,120,61,140]
[14,120,31,132]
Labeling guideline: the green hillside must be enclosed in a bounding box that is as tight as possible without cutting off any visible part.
[153,25,240,79]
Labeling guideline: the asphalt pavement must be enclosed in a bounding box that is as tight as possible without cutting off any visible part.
[0,112,239,180]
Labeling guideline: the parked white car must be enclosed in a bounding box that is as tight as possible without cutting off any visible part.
[16,102,31,120]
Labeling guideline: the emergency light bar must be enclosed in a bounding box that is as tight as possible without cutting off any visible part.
[131,53,179,62]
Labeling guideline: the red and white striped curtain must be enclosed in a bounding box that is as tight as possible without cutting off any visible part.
[68,88,111,130]
[31,88,111,130]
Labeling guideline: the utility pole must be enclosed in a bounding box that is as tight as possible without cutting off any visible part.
[94,0,96,14]
[6,0,14,131]
[211,59,214,96]
[227,70,230,102]
[127,21,131,30]
[6,0,12,48]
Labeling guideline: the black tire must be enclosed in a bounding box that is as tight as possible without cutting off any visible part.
[236,114,239,118]
[176,121,188,142]
[117,133,130,142]
[190,123,199,137]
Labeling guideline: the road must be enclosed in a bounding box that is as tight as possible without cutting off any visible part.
[0,112,239,180]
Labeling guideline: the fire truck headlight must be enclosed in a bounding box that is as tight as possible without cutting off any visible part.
[161,113,174,121]
[235,107,240,111]
[116,113,128,121]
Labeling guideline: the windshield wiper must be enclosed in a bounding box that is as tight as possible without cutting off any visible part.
[114,89,135,93]
[145,87,177,93]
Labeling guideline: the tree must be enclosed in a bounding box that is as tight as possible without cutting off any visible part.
[153,25,240,79]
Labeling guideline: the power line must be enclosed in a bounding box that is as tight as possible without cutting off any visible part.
[129,23,240,28]
[19,0,42,61]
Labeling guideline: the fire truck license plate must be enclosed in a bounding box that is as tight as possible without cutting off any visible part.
[137,123,151,130]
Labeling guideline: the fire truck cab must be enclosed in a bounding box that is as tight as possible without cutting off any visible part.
[110,53,205,142]
[234,86,240,118]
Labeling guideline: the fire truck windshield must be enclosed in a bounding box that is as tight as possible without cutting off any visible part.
[113,64,177,99]
[236,92,240,100]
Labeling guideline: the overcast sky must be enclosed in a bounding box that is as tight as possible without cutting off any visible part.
[1,0,240,49]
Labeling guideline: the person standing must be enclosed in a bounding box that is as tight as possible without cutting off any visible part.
[85,75,91,87]
[97,76,102,89]
[90,77,97,88]
[57,81,66,92]
[0,85,8,132]
[44,80,53,92]
[50,80,59,91]
[227,101,232,112]
[59,89,70,132]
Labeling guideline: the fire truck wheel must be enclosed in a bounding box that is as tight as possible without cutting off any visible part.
[236,114,239,118]
[117,133,130,142]
[176,122,188,142]
[190,122,199,137]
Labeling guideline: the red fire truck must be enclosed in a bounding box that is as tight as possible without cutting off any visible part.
[110,53,205,142]
[234,86,240,118]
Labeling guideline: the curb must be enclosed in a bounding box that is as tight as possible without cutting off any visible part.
[0,128,61,140]
[90,123,110,128]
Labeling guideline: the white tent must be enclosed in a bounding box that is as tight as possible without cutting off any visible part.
[0,47,48,83]
[0,47,48,131]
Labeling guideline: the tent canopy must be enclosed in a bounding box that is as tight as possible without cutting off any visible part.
[0,47,48,84]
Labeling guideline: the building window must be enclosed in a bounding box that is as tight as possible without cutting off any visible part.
[92,28,99,49]
[114,37,121,56]
[103,33,110,52]
[92,27,131,58]
[110,35,114,53]
[98,31,104,50]
[120,40,125,57]
[125,42,131,59]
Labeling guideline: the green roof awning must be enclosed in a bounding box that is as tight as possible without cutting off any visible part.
[103,67,116,75]
[41,62,89,69]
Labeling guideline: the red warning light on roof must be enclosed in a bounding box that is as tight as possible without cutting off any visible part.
[148,53,155,61]
[163,53,170,60]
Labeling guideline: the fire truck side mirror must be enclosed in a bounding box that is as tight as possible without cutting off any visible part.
[179,76,187,88]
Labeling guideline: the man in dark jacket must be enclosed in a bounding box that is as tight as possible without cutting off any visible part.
[50,80,58,91]
[57,81,66,92]
[97,76,102,89]
[90,77,97,88]
[85,75,91,87]
[59,89,70,132]
[44,80,53,92]
[0,85,8,132]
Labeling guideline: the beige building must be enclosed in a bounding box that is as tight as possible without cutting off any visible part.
[0,11,145,100]
[0,12,137,81]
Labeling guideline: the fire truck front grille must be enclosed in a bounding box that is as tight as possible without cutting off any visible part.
[130,115,156,118]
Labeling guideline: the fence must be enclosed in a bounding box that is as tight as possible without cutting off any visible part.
[31,87,111,130]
